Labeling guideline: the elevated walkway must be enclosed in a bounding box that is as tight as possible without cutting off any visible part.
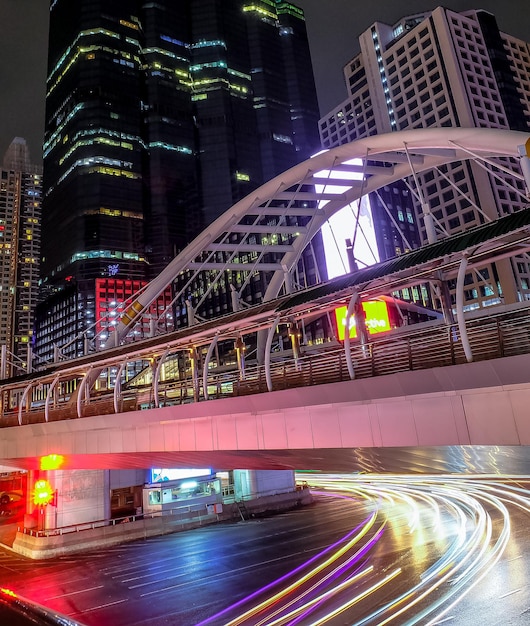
[0,345,529,473]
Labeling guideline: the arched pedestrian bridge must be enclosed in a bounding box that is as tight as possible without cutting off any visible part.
[2,128,530,475]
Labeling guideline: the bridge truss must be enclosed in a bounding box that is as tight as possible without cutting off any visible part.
[113,127,530,345]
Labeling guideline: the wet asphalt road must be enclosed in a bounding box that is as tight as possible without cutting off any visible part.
[0,477,528,625]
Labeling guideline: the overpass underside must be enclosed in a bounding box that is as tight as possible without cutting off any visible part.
[1,352,529,475]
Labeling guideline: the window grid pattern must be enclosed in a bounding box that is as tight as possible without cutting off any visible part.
[449,13,508,129]
[502,34,530,129]
[317,7,530,309]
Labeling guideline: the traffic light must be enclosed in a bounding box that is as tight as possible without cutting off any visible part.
[32,479,55,507]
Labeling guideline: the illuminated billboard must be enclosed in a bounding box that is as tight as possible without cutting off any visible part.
[150,468,212,483]
[313,155,380,279]
[335,300,391,340]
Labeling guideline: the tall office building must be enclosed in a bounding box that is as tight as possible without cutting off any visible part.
[319,7,530,310]
[0,139,42,375]
[37,0,321,359]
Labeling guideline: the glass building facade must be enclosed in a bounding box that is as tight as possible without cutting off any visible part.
[319,8,530,312]
[38,0,321,359]
[0,139,42,374]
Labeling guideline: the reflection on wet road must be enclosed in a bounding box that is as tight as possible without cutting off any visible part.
[0,473,528,625]
[200,474,529,625]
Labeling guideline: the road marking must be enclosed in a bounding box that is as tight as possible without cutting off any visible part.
[137,548,324,596]
[81,598,127,613]
[45,585,104,600]
[500,588,523,599]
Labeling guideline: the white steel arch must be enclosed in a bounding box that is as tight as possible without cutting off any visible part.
[113,127,530,344]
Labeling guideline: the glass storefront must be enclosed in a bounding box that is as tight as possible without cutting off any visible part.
[143,472,220,515]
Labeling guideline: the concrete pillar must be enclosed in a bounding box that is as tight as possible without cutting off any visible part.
[37,469,110,530]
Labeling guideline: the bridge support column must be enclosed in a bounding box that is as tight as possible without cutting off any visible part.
[23,469,110,535]
[233,470,296,502]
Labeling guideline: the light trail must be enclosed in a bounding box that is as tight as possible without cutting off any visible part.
[198,474,530,625]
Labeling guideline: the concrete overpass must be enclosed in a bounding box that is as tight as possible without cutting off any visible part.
[1,341,529,475]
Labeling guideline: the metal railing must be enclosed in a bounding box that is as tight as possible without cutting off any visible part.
[4,304,530,426]
[18,503,217,538]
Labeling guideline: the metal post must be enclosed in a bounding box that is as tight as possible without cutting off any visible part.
[18,382,33,426]
[189,346,199,402]
[76,369,92,418]
[422,202,438,244]
[518,139,530,198]
[354,299,370,356]
[113,361,126,413]
[0,345,7,380]
[186,299,196,327]
[203,336,219,400]
[26,344,33,374]
[230,284,240,312]
[45,375,60,423]
[235,335,246,380]
[154,349,169,408]
[283,267,292,294]
[344,291,359,380]
[456,254,473,362]
[289,322,301,371]
[265,316,280,392]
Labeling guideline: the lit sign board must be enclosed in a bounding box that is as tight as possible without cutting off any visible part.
[335,300,391,340]
[151,468,212,483]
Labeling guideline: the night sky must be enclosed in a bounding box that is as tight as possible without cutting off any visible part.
[0,0,527,163]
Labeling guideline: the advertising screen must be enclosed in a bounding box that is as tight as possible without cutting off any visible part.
[313,156,380,279]
[335,301,391,340]
[150,468,212,483]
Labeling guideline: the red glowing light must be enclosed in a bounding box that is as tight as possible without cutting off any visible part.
[32,479,55,507]
[40,454,65,470]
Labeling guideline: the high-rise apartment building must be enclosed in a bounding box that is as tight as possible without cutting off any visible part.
[0,138,42,374]
[319,7,530,310]
[37,0,321,359]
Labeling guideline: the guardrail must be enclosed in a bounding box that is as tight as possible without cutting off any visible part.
[18,502,216,538]
[224,306,530,396]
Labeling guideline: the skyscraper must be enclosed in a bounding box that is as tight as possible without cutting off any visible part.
[319,7,530,310]
[0,138,42,375]
[38,0,321,359]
